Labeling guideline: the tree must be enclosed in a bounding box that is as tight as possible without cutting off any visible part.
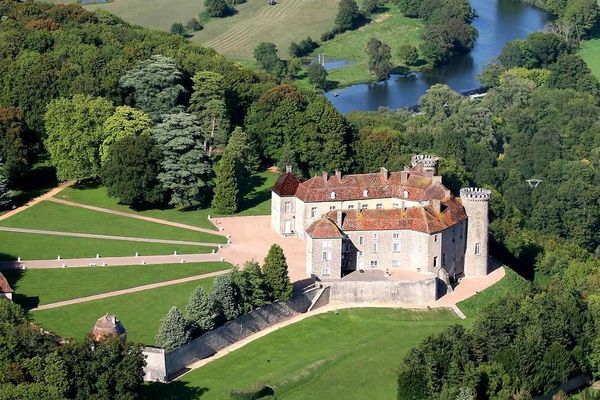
[307,62,328,90]
[225,127,260,177]
[212,274,241,321]
[547,53,600,98]
[262,244,293,301]
[211,150,240,214]
[231,262,271,313]
[101,135,164,206]
[362,0,379,15]
[188,71,230,155]
[0,169,11,210]
[119,55,186,122]
[186,286,216,332]
[100,106,152,164]
[155,306,191,351]
[205,0,231,17]
[398,43,419,65]
[152,113,213,208]
[186,17,203,31]
[170,22,186,36]
[366,38,393,80]
[0,107,33,184]
[44,94,114,181]
[335,0,361,32]
[254,42,285,76]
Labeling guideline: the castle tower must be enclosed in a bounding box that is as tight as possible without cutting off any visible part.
[460,187,491,277]
[411,154,439,175]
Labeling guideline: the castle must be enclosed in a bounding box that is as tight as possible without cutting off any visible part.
[271,155,490,284]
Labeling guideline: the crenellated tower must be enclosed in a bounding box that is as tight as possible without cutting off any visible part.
[411,154,439,175]
[460,187,491,277]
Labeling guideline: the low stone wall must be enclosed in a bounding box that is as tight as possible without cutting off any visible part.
[329,277,439,304]
[143,289,318,382]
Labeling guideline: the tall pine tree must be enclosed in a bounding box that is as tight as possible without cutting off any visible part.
[155,306,190,351]
[226,127,260,177]
[263,244,293,301]
[186,286,216,332]
[211,151,239,214]
[0,169,11,210]
[212,274,241,321]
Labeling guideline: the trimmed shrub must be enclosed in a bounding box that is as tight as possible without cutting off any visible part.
[230,384,274,400]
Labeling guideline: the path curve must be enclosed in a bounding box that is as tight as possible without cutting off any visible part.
[48,198,225,237]
[0,227,220,247]
[0,181,73,221]
[0,252,225,270]
[32,269,230,311]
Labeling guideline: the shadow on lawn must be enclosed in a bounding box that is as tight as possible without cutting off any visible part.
[142,381,209,399]
[1,267,40,310]
[238,174,269,213]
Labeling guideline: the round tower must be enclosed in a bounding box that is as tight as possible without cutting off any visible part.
[460,187,491,277]
[411,154,439,175]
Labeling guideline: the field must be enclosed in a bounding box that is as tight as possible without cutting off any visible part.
[4,261,229,307]
[144,308,459,400]
[579,38,600,80]
[33,275,220,344]
[56,171,277,230]
[312,4,425,87]
[0,231,211,261]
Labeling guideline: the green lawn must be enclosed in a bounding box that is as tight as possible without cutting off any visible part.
[143,308,459,400]
[4,261,229,308]
[33,276,219,345]
[0,201,227,244]
[56,171,277,228]
[0,231,211,261]
[310,4,425,87]
[579,38,600,80]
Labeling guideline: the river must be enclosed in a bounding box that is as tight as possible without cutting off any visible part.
[324,0,550,113]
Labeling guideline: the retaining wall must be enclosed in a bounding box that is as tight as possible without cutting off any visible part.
[143,289,318,382]
[329,277,439,303]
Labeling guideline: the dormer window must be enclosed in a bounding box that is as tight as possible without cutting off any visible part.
[330,192,336,199]
[403,190,409,199]
[363,190,368,197]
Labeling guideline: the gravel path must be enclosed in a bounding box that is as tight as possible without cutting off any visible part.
[0,226,220,247]
[0,181,73,222]
[31,269,229,311]
[49,197,225,237]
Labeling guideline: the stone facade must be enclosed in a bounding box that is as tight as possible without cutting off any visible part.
[271,155,490,282]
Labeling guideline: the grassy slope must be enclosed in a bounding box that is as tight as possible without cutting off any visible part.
[0,231,211,261]
[313,4,425,87]
[579,38,600,80]
[33,276,218,345]
[0,201,227,244]
[56,171,277,230]
[144,308,459,400]
[190,0,338,60]
[4,261,229,307]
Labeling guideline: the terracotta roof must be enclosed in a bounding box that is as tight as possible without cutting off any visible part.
[325,198,466,234]
[294,167,450,203]
[272,172,301,197]
[0,272,13,294]
[91,314,127,341]
[306,217,344,239]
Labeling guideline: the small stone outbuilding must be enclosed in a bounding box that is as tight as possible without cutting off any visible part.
[0,272,13,300]
[91,314,127,341]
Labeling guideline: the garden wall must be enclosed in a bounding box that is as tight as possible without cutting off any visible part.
[143,288,320,382]
[329,277,440,304]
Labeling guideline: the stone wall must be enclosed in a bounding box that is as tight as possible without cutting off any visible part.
[329,277,439,304]
[143,289,319,382]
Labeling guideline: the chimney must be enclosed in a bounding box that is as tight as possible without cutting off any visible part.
[432,199,441,212]
[285,165,292,173]
[380,167,388,181]
[336,210,343,227]
[335,169,342,180]
[322,171,328,182]
[401,170,409,184]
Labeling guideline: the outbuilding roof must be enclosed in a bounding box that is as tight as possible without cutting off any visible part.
[91,314,127,341]
[0,272,13,294]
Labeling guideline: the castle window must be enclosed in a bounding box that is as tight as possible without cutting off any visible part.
[322,267,331,276]
[403,190,409,199]
[284,202,291,213]
[433,256,438,268]
[322,250,331,261]
[358,250,363,256]
[311,207,317,218]
[372,243,378,253]
[373,233,378,240]
[393,203,399,208]
[330,206,336,210]
[370,260,378,267]
[442,253,446,265]
[359,236,364,245]
[348,204,354,210]
[393,233,400,239]
[434,234,438,242]
[393,242,400,253]
[475,243,480,255]
[330,192,336,199]
[376,203,383,209]
[392,260,400,267]
[323,240,331,248]
[363,190,368,197]
[361,204,368,210]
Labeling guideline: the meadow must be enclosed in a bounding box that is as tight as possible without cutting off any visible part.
[579,38,600,80]
[4,261,229,307]
[33,275,219,344]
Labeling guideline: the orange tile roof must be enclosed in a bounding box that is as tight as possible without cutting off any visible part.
[306,217,344,239]
[0,272,12,294]
[272,172,301,197]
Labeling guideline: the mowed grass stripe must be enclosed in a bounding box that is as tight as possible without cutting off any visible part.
[144,308,458,400]
[579,38,600,80]
[0,231,211,261]
[5,261,230,307]
[34,276,219,345]
[0,201,227,244]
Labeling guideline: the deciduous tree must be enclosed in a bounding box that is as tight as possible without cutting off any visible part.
[335,0,361,32]
[205,0,231,17]
[0,107,33,184]
[100,106,152,163]
[366,37,393,80]
[307,62,328,90]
